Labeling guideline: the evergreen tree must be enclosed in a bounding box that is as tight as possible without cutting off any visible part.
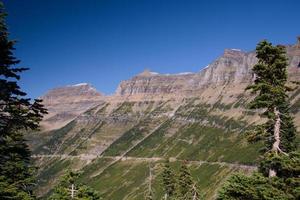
[218,173,290,200]
[0,2,47,199]
[217,40,300,199]
[161,160,176,199]
[48,171,101,200]
[176,162,195,200]
[218,152,300,200]
[246,41,297,151]
[246,40,297,176]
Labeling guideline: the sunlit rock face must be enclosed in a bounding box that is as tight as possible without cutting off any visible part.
[40,38,300,128]
[286,38,300,81]
[195,49,256,87]
[115,70,195,97]
[40,83,103,130]
[115,39,300,102]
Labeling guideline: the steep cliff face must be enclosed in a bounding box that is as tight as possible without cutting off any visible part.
[115,41,300,102]
[115,70,195,100]
[196,49,255,86]
[286,38,300,81]
[40,83,103,130]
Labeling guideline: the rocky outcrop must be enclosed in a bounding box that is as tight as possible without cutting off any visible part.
[42,83,102,104]
[41,38,300,128]
[115,40,300,101]
[41,83,103,130]
[115,71,195,97]
[195,49,256,87]
[285,40,300,81]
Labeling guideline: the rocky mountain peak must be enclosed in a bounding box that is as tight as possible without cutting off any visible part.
[137,69,159,77]
[114,38,300,100]
[223,49,246,59]
[42,83,102,104]
[40,37,300,128]
[40,83,103,130]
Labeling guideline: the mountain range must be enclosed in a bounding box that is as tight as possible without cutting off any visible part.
[29,38,300,199]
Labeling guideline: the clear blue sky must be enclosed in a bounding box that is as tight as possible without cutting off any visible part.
[3,0,300,97]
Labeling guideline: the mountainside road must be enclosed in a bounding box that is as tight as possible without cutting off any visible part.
[31,154,257,171]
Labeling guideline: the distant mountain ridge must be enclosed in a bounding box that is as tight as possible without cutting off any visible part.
[33,38,300,199]
[40,38,300,130]
[41,83,103,130]
[116,42,299,99]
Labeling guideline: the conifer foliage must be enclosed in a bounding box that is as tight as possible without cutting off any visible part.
[161,160,176,199]
[217,40,300,199]
[177,162,194,199]
[246,40,297,156]
[48,171,101,200]
[161,161,201,200]
[176,162,201,200]
[0,2,47,199]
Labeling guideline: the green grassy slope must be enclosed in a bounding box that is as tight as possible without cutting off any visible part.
[77,159,253,200]
[33,97,296,199]
[127,123,261,164]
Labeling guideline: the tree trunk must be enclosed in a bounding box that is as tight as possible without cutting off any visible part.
[272,107,281,154]
[269,169,276,177]
[164,193,168,200]
[269,107,281,177]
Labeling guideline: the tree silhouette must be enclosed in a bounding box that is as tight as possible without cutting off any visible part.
[0,2,47,199]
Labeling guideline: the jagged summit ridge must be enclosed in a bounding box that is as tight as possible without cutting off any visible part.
[40,37,300,128]
[115,39,300,98]
[115,52,253,97]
